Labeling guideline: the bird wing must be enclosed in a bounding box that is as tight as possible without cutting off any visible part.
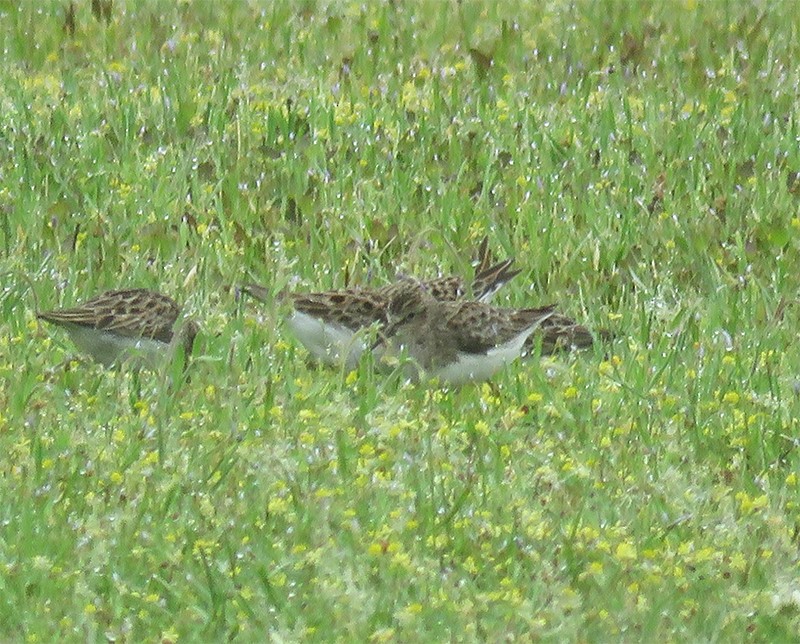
[471,258,521,303]
[446,302,557,354]
[38,289,180,343]
[291,289,388,331]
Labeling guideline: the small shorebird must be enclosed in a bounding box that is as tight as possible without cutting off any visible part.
[378,278,557,385]
[37,288,198,369]
[241,238,520,369]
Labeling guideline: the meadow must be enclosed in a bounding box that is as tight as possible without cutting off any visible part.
[1,0,800,640]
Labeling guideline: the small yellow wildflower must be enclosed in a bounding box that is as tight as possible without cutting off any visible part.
[722,391,740,404]
[615,542,638,562]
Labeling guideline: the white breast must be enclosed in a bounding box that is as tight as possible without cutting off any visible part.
[64,325,169,368]
[286,311,365,369]
[432,326,535,385]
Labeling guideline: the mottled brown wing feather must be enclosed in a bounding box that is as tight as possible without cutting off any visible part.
[38,289,180,343]
[379,238,516,303]
[378,275,463,302]
[423,239,519,303]
[291,289,389,331]
[445,302,557,354]
[471,258,521,302]
[395,258,518,304]
[533,314,599,354]
[423,275,466,301]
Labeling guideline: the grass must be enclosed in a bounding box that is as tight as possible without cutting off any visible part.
[1,0,800,640]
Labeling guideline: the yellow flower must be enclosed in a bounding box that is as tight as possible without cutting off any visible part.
[298,409,318,421]
[192,538,218,556]
[722,391,740,404]
[615,542,638,562]
[735,491,768,513]
[267,496,289,515]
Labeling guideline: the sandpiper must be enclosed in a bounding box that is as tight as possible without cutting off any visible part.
[379,278,557,384]
[37,288,198,369]
[241,238,520,368]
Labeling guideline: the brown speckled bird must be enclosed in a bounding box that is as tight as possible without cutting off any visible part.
[37,288,198,368]
[241,237,520,369]
[377,278,558,384]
